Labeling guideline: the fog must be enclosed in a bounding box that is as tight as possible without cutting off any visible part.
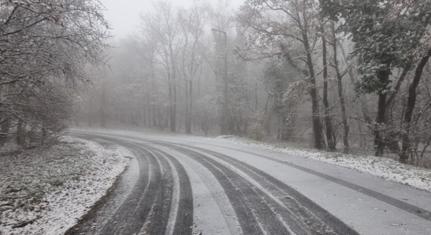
[70,0,431,165]
[101,0,245,38]
[2,0,430,165]
[2,1,431,233]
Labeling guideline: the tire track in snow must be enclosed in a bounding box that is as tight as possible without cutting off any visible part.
[123,146,164,234]
[100,141,193,235]
[160,144,292,235]
[71,136,193,235]
[147,146,194,235]
[157,150,182,235]
[138,148,174,235]
[79,132,352,234]
[153,144,242,235]
[97,145,152,235]
[177,144,359,235]
[71,132,356,234]
[99,145,171,235]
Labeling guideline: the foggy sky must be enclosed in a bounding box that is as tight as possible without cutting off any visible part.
[101,0,245,39]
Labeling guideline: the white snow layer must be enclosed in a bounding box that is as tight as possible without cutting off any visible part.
[0,136,132,235]
[216,136,431,193]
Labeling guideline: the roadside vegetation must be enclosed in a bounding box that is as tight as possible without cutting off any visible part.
[0,0,108,149]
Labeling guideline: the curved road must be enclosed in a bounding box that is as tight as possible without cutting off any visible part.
[67,130,431,235]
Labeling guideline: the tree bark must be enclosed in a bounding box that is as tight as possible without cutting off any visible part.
[400,50,431,163]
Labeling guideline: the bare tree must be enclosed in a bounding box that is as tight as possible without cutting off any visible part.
[178,6,206,134]
[143,1,180,132]
[238,0,326,149]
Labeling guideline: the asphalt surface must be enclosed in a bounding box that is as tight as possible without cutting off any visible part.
[66,130,431,235]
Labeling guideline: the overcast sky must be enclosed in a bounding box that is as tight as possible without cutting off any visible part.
[101,0,245,39]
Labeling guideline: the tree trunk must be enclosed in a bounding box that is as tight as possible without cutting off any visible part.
[185,80,190,134]
[41,126,47,145]
[400,50,431,163]
[263,95,272,136]
[184,79,193,134]
[331,22,350,153]
[374,68,391,156]
[302,34,324,149]
[169,43,177,133]
[144,92,151,127]
[150,58,157,128]
[172,83,177,132]
[187,79,193,134]
[321,22,336,151]
[168,82,176,132]
[16,119,26,146]
[167,72,176,132]
[296,9,325,150]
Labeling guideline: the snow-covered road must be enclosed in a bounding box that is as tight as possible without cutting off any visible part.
[68,129,431,235]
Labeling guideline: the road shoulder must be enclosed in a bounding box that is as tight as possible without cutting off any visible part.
[0,136,132,235]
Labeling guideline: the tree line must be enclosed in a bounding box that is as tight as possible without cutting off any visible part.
[77,0,431,165]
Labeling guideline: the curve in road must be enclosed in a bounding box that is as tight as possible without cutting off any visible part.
[69,132,362,235]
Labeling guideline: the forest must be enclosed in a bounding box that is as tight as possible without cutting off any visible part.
[2,0,431,166]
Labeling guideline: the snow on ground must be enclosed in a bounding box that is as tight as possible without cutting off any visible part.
[0,136,132,235]
[215,136,431,193]
[70,128,431,193]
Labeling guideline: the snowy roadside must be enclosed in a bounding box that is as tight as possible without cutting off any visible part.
[215,136,431,193]
[0,136,132,235]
